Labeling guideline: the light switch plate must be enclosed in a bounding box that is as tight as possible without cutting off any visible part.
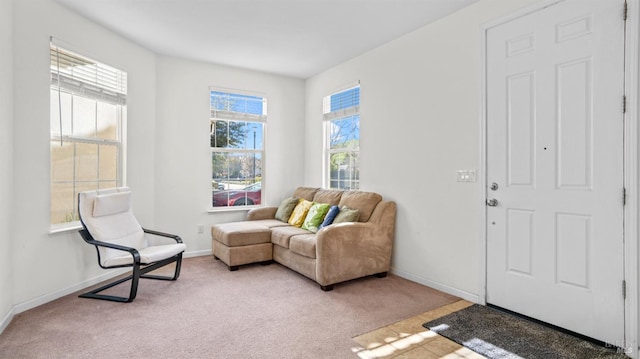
[456,170,476,182]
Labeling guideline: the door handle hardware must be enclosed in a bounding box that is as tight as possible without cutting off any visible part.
[486,198,499,207]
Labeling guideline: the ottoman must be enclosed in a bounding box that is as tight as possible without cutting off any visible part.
[211,222,273,271]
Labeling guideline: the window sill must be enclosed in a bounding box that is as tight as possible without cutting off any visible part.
[207,205,261,213]
[49,223,82,235]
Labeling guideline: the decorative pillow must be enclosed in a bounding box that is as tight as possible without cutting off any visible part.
[332,206,360,223]
[301,202,331,233]
[275,197,299,222]
[319,205,340,230]
[288,200,313,227]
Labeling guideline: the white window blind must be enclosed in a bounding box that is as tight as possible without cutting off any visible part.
[210,91,267,122]
[323,84,360,121]
[50,44,127,106]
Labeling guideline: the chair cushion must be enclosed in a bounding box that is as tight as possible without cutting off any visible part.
[93,191,131,217]
[103,243,186,267]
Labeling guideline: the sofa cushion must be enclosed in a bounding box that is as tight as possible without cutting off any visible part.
[288,199,313,227]
[289,234,317,259]
[271,226,311,249]
[333,206,360,223]
[301,202,330,233]
[312,189,343,205]
[274,196,299,222]
[293,187,320,201]
[248,219,291,228]
[211,222,272,247]
[338,191,382,222]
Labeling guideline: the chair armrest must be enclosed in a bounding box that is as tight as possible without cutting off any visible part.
[247,206,278,221]
[315,222,393,286]
[79,229,141,264]
[143,228,183,243]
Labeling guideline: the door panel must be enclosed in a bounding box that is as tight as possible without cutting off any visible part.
[486,0,625,345]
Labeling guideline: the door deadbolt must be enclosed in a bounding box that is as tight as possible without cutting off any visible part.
[490,182,499,191]
[486,198,498,207]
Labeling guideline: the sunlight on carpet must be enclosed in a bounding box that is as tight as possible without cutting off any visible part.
[352,300,485,358]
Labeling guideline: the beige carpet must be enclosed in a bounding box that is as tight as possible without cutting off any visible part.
[0,256,459,359]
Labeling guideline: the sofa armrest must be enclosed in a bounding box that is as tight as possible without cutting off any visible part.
[246,206,278,221]
[315,201,396,286]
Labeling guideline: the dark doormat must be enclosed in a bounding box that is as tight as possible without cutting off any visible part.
[422,304,628,359]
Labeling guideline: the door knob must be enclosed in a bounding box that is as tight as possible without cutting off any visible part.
[486,198,499,207]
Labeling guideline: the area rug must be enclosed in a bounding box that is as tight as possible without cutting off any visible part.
[422,304,628,359]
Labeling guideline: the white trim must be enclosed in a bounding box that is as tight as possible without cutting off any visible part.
[391,267,480,304]
[479,1,638,356]
[0,251,211,336]
[624,1,639,356]
[0,307,14,336]
[184,249,212,258]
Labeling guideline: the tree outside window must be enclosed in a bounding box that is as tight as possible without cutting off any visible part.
[210,90,265,208]
[324,85,360,190]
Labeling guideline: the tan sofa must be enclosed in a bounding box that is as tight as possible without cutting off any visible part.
[211,187,396,291]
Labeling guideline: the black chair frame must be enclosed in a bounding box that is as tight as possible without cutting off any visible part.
[78,227,183,303]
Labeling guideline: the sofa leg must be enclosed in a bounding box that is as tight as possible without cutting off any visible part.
[228,265,239,271]
[374,272,388,278]
[320,285,334,291]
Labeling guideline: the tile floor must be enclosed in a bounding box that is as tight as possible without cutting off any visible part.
[352,300,486,359]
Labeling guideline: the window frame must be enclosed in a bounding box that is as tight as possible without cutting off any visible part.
[323,84,360,190]
[209,88,267,211]
[49,43,127,231]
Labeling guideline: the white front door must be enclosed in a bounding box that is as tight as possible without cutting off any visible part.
[486,0,626,345]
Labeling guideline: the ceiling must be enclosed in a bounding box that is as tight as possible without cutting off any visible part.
[55,0,480,79]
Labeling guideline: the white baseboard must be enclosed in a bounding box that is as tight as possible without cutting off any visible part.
[390,266,480,303]
[184,249,212,258]
[13,268,130,314]
[1,250,212,335]
[0,306,13,335]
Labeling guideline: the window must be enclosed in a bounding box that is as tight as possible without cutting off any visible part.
[210,90,266,208]
[323,84,360,190]
[50,43,127,227]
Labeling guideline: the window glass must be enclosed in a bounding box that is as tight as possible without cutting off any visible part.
[210,90,266,208]
[324,85,360,190]
[50,44,126,227]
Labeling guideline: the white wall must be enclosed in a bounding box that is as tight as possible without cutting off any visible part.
[154,56,305,252]
[305,0,539,300]
[11,0,156,305]
[0,0,15,328]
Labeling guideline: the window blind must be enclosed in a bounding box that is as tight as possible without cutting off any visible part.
[323,84,360,121]
[210,91,267,122]
[50,44,127,106]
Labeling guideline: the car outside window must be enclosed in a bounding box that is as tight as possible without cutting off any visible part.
[210,89,265,208]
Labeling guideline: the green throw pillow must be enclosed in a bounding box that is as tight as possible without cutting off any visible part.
[275,197,299,222]
[333,206,360,223]
[301,202,331,233]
